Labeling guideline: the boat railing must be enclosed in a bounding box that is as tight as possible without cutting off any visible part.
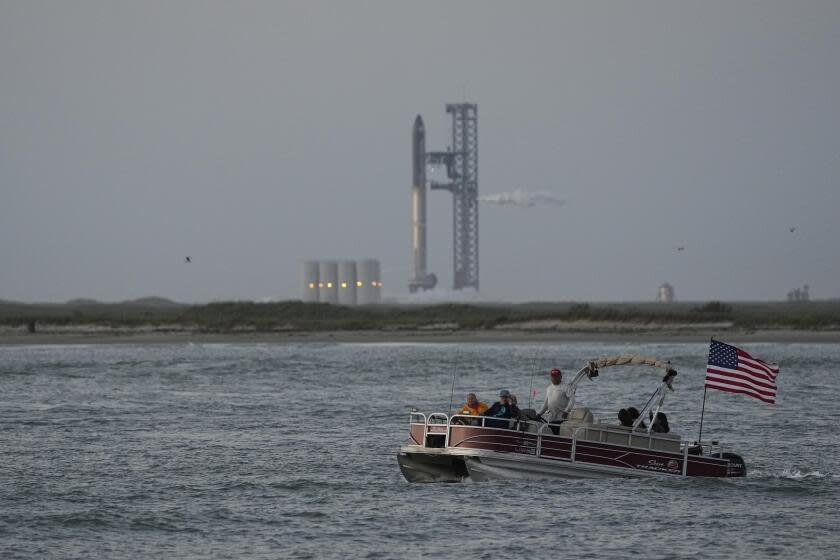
[448,414,488,427]
[409,412,452,447]
[449,414,544,431]
[412,412,683,447]
[692,440,725,457]
[428,413,449,424]
[572,424,682,450]
[567,425,696,475]
[410,413,722,469]
[409,411,427,425]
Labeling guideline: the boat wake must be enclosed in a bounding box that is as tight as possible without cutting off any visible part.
[779,469,827,480]
[750,469,829,480]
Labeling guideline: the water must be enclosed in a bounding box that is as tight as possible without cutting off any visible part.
[1,341,838,559]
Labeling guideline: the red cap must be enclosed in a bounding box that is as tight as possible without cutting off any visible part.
[550,368,562,377]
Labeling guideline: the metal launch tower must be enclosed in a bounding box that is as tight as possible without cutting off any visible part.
[409,103,479,293]
[428,103,480,292]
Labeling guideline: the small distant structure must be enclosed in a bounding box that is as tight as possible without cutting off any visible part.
[656,283,675,303]
[787,284,810,302]
[300,259,382,305]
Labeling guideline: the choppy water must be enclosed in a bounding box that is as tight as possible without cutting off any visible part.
[1,341,838,559]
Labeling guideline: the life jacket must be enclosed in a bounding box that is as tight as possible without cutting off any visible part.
[457,401,489,416]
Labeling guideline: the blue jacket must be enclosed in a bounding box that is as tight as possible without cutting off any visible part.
[483,402,521,428]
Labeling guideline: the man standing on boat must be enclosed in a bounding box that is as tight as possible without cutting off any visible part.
[537,369,574,430]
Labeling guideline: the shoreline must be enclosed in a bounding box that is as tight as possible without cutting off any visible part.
[2,327,839,345]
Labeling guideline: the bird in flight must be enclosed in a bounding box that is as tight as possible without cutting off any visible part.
[676,246,685,252]
[789,227,796,233]
[184,256,192,263]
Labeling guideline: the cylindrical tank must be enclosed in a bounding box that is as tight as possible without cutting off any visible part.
[657,283,675,303]
[356,259,381,304]
[300,261,320,302]
[318,261,338,304]
[337,261,357,306]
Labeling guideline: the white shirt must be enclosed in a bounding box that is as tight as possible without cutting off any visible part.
[537,382,573,422]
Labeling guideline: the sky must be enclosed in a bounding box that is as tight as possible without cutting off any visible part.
[2,1,839,303]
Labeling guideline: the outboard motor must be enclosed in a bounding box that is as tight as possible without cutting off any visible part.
[711,452,747,477]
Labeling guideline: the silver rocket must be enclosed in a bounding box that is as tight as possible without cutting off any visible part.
[409,115,437,293]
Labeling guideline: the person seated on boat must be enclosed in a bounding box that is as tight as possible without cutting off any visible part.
[453,393,489,425]
[509,394,521,421]
[649,411,670,433]
[508,394,530,429]
[617,408,633,427]
[618,407,646,430]
[537,368,573,434]
[482,390,521,429]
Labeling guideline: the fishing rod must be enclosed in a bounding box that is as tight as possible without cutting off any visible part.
[528,371,535,410]
[447,371,456,416]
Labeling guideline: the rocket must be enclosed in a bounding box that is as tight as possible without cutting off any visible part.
[409,115,437,293]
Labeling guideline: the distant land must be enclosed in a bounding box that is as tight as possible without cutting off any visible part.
[1,299,839,344]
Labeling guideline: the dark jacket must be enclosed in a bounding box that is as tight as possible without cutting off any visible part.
[483,402,521,429]
[650,412,670,433]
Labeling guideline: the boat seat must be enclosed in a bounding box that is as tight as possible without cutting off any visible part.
[650,432,681,453]
[580,423,682,452]
[555,408,595,437]
[566,407,594,425]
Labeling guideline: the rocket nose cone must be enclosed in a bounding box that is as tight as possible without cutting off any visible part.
[413,115,424,133]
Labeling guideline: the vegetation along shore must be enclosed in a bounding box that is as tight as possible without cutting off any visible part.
[1,298,838,344]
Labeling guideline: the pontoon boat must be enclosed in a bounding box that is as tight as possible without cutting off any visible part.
[398,355,746,482]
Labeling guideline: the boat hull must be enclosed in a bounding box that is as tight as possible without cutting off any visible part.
[399,445,661,482]
[463,451,660,481]
[397,447,467,483]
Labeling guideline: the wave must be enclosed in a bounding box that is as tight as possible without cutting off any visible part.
[751,468,829,480]
[779,469,827,480]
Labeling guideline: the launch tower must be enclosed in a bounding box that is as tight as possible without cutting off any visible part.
[428,103,479,291]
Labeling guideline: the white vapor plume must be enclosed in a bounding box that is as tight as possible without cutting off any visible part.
[397,287,483,304]
[478,189,567,208]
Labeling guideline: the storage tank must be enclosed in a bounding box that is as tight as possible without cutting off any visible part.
[657,283,675,303]
[318,261,338,304]
[300,261,320,302]
[337,261,358,306]
[356,259,381,304]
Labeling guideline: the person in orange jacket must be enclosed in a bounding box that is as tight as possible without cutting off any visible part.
[455,393,489,422]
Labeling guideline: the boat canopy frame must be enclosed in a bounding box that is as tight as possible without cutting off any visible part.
[562,355,678,433]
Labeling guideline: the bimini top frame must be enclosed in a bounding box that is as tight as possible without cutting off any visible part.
[561,355,678,434]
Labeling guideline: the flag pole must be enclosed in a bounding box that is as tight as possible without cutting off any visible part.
[698,336,714,443]
[698,386,708,443]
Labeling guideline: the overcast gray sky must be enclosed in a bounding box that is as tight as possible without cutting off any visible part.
[2,1,838,303]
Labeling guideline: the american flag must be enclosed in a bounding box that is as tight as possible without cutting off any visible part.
[706,340,779,404]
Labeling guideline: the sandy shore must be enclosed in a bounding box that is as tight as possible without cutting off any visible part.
[1,325,839,345]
